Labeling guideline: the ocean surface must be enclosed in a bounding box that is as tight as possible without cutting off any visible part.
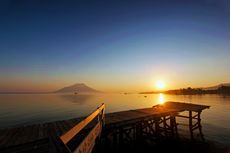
[0,93,229,147]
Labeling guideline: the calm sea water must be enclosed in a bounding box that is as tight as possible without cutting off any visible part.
[0,93,229,146]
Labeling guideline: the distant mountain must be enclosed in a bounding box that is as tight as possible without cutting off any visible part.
[203,83,230,90]
[55,83,100,93]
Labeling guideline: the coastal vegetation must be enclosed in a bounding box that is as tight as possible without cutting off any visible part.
[165,86,230,95]
[140,85,230,95]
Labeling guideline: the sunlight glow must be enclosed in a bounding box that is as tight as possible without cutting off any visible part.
[158,93,165,104]
[155,80,165,90]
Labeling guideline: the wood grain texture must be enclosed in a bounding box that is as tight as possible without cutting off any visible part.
[60,103,105,144]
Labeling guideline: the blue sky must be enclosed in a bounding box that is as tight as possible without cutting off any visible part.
[1,0,230,92]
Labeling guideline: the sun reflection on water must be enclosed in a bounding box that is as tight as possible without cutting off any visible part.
[158,93,165,104]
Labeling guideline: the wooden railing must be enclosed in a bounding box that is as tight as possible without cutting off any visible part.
[53,103,105,153]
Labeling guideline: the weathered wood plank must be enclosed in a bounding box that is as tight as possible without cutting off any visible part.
[60,103,105,144]
[0,137,49,153]
[162,101,210,112]
[74,122,102,153]
[1,127,20,147]
[105,110,148,125]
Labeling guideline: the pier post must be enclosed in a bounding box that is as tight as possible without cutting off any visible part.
[136,121,143,142]
[189,111,194,140]
[155,117,160,138]
[118,127,124,145]
[197,111,204,141]
[163,116,167,136]
[170,115,178,138]
[170,116,175,137]
[174,116,178,137]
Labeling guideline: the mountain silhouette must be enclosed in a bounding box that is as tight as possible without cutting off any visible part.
[55,83,100,93]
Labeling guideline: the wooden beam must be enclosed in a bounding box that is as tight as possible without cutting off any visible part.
[176,114,190,119]
[60,104,105,144]
[74,122,102,153]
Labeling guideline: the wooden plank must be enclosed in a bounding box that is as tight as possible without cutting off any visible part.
[106,108,173,127]
[108,110,147,119]
[163,101,210,112]
[74,122,102,153]
[105,111,147,126]
[60,103,105,144]
[11,126,26,146]
[1,127,20,147]
[0,129,10,144]
[135,108,179,116]
[0,138,49,153]
[112,111,146,119]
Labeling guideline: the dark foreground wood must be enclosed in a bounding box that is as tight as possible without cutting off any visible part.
[0,102,210,153]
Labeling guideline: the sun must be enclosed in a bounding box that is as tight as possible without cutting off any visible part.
[155,80,165,90]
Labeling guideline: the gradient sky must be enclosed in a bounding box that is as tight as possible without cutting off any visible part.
[1,0,230,92]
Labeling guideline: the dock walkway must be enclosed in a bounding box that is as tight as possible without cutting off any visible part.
[0,102,210,153]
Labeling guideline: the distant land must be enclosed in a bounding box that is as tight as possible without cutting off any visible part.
[0,83,100,94]
[203,83,230,90]
[55,83,100,93]
[140,83,230,95]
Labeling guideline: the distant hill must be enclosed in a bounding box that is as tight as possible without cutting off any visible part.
[55,83,100,93]
[203,83,230,90]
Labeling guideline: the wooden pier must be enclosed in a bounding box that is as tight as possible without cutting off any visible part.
[0,101,210,153]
